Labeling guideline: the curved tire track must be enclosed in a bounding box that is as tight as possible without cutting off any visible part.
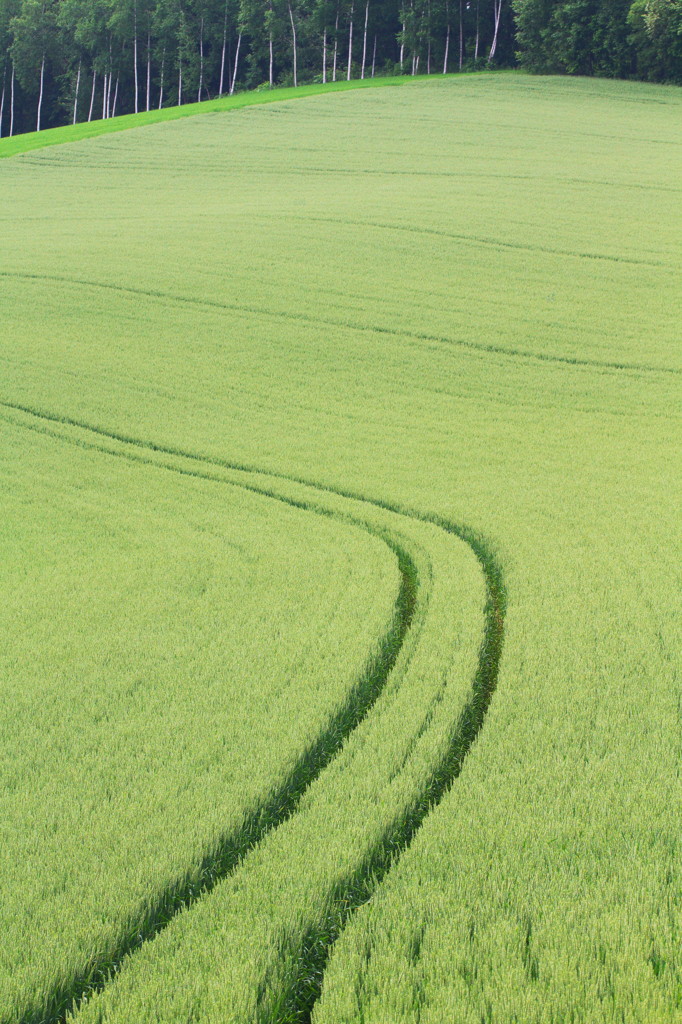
[0,399,504,1024]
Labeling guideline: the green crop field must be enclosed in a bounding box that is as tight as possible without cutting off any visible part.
[0,71,680,1024]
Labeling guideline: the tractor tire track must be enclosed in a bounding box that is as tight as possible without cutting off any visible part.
[0,399,504,1024]
[281,212,672,269]
[0,400,422,1024]
[1,270,679,376]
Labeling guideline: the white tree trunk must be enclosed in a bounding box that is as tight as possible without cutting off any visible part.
[36,54,45,132]
[107,40,113,116]
[332,10,339,81]
[198,17,204,101]
[399,22,405,69]
[73,60,81,124]
[219,4,228,94]
[361,0,369,78]
[9,64,14,136]
[158,49,165,109]
[322,27,327,83]
[88,69,96,121]
[288,2,298,86]
[198,19,204,101]
[371,34,377,75]
[267,0,274,86]
[346,0,354,80]
[230,32,241,94]
[0,66,6,139]
[459,0,463,69]
[133,1,139,113]
[443,23,450,72]
[146,33,151,109]
[489,0,502,60]
[112,73,120,117]
[178,54,182,106]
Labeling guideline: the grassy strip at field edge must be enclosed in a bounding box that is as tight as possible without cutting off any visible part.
[0,72,503,161]
[0,398,503,1024]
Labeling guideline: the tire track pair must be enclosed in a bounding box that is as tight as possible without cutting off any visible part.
[0,399,504,1024]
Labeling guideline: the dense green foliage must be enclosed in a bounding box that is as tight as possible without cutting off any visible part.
[513,0,682,80]
[1,72,681,1022]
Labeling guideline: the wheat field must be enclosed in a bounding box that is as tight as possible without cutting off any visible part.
[1,73,681,1023]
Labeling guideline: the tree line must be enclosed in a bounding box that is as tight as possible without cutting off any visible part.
[0,0,516,136]
[0,0,679,138]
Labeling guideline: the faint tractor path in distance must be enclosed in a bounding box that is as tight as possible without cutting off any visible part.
[1,270,679,377]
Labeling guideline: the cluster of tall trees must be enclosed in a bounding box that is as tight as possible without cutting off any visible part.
[514,0,682,82]
[0,0,680,138]
[0,0,515,136]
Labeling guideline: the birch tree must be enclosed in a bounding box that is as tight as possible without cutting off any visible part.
[287,0,297,84]
[218,0,229,91]
[332,4,339,78]
[10,0,58,130]
[314,0,334,82]
[360,0,368,75]
[488,0,501,60]
[442,0,450,69]
[0,0,18,136]
[0,62,5,134]
[193,0,221,100]
[240,0,281,88]
[58,0,110,122]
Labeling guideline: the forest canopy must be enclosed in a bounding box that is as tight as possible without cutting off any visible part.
[0,0,680,137]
